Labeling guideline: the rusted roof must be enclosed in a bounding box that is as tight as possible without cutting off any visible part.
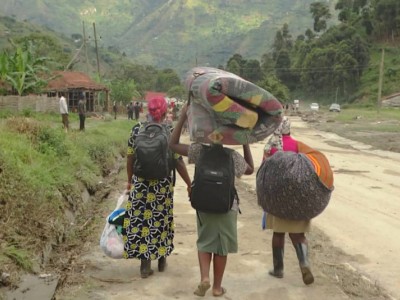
[144,91,167,101]
[45,71,108,91]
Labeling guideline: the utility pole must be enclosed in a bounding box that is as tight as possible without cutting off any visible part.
[377,48,385,113]
[335,87,339,103]
[82,21,89,73]
[64,42,84,70]
[93,22,101,80]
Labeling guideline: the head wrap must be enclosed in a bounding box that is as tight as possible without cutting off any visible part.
[264,116,291,153]
[148,97,167,122]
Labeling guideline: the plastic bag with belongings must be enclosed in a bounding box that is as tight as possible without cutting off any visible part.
[100,192,126,259]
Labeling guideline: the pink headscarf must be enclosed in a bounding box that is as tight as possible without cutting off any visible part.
[148,97,168,122]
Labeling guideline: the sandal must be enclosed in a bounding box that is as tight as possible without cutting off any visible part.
[193,281,211,297]
[212,287,227,297]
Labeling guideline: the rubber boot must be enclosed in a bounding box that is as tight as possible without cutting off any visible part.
[268,247,284,278]
[293,243,314,285]
[158,257,167,272]
[140,259,154,278]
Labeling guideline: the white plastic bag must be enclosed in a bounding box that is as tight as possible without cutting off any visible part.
[100,192,126,259]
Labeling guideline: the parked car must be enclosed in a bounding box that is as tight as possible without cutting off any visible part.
[329,103,341,112]
[310,103,319,111]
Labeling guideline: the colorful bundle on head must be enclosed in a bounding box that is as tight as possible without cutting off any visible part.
[185,67,283,145]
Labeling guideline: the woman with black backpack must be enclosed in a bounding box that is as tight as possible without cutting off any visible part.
[124,97,192,278]
[169,103,254,297]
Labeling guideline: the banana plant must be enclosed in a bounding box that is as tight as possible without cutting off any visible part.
[3,41,50,96]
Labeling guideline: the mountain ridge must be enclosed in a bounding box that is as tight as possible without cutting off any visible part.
[0,0,337,73]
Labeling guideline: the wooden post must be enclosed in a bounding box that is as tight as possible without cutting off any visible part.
[93,22,101,80]
[82,21,89,73]
[377,48,385,113]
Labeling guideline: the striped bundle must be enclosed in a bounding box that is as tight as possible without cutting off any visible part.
[185,67,283,145]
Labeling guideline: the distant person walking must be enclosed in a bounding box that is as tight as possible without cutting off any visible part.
[59,92,69,132]
[78,94,86,131]
[113,101,117,120]
[134,102,141,120]
[127,102,134,120]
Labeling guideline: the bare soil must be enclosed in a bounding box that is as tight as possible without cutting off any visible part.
[5,113,400,300]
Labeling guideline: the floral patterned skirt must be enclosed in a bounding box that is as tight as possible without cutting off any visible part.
[123,175,174,260]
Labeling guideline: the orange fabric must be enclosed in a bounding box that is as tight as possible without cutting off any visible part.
[297,141,334,189]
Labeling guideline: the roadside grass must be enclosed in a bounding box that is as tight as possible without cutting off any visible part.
[314,106,400,152]
[0,112,135,275]
[329,106,400,126]
[1,246,33,272]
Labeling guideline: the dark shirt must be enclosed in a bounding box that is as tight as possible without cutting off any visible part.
[78,100,85,115]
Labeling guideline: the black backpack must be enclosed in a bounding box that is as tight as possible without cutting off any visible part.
[190,144,237,213]
[133,123,174,179]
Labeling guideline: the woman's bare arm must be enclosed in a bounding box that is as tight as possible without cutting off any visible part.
[169,104,190,157]
[243,144,254,175]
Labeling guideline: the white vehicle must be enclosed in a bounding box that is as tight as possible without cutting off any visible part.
[310,103,319,111]
[329,103,341,112]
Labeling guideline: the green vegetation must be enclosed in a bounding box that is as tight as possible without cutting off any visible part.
[222,1,400,105]
[1,0,324,75]
[0,113,134,274]
[1,41,52,95]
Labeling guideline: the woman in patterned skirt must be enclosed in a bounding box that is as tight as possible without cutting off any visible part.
[123,96,192,278]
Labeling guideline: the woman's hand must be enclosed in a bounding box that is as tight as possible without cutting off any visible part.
[180,103,188,115]
[187,185,192,198]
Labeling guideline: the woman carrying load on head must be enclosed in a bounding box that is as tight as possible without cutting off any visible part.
[262,116,314,285]
[169,103,254,297]
[123,96,192,279]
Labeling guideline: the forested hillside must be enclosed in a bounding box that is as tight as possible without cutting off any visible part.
[1,0,330,73]
[1,1,400,104]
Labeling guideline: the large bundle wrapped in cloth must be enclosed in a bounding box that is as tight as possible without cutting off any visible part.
[256,143,334,220]
[185,67,283,145]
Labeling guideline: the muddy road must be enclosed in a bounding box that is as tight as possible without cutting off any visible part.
[54,116,399,300]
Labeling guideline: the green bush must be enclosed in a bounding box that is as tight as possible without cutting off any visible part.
[36,127,68,156]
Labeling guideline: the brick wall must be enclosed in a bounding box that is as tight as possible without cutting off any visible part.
[0,95,59,113]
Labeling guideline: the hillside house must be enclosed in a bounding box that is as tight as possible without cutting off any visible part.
[46,71,109,112]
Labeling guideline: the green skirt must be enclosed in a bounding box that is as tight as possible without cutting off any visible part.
[196,210,238,256]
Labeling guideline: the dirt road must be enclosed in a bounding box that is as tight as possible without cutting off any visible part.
[56,117,399,300]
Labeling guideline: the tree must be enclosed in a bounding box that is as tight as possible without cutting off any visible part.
[155,68,181,92]
[226,59,241,76]
[258,75,290,102]
[372,0,400,40]
[275,50,293,87]
[242,59,263,83]
[226,54,246,76]
[260,53,275,76]
[15,33,70,69]
[310,2,332,32]
[3,41,50,96]
[109,79,140,104]
[167,85,186,99]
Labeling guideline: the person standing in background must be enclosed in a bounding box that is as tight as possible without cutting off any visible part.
[113,101,117,120]
[134,102,141,121]
[127,102,134,120]
[78,94,86,131]
[59,92,69,132]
